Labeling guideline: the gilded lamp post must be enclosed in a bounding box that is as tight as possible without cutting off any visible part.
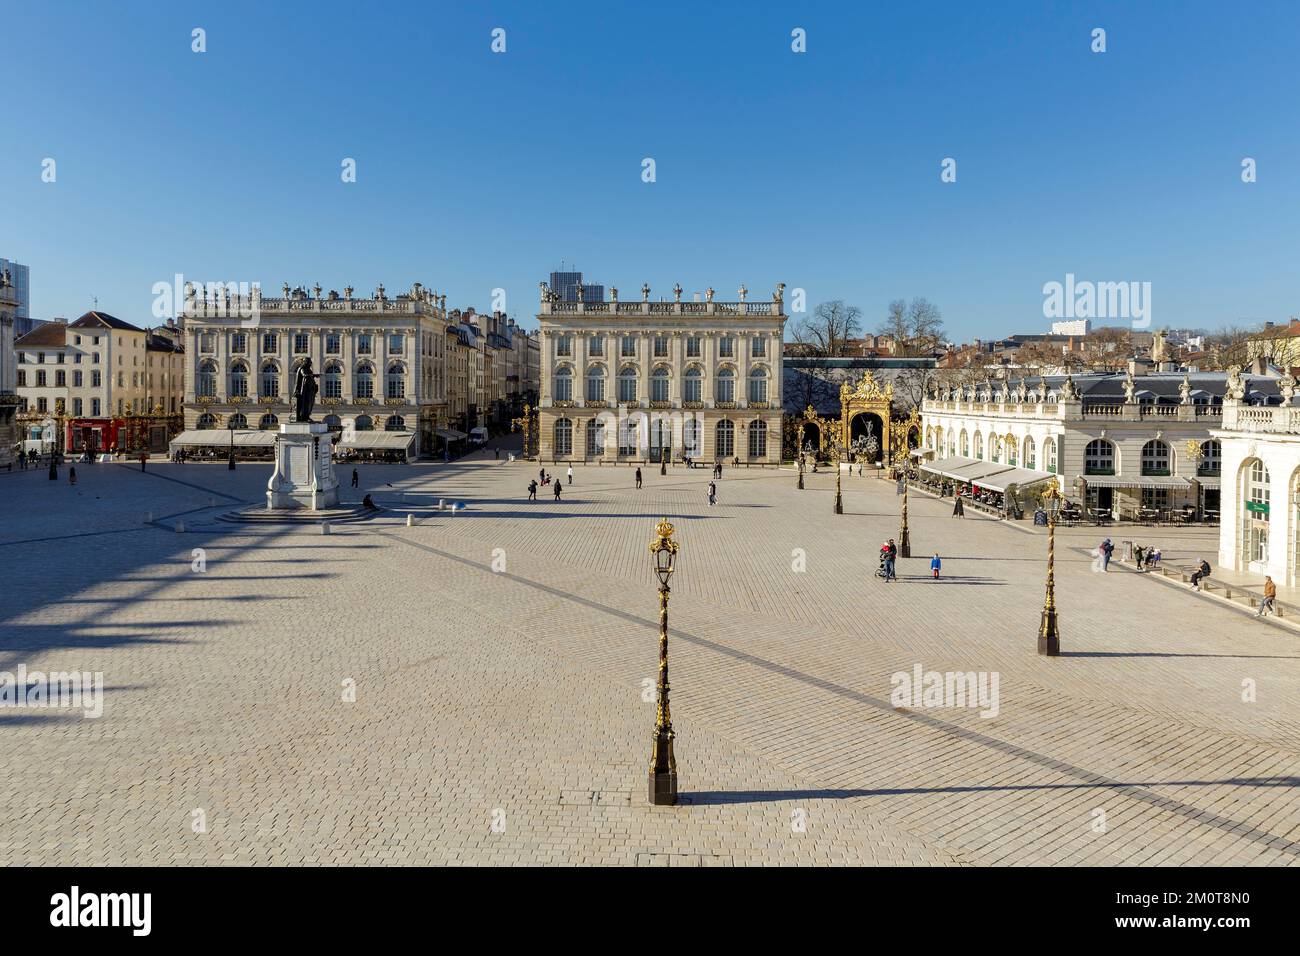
[898,466,913,558]
[830,431,844,514]
[510,403,535,459]
[1038,478,1064,656]
[648,518,679,806]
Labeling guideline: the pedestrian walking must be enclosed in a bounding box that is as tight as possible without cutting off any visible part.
[69,466,77,486]
[635,467,642,489]
[930,553,941,579]
[351,468,359,488]
[539,467,546,484]
[566,465,574,485]
[708,480,716,506]
[140,452,148,471]
[952,496,964,518]
[494,446,500,460]
[1257,575,1277,617]
[553,479,562,500]
[883,548,897,583]
[48,460,57,481]
[1190,558,1211,591]
[1099,537,1114,572]
[528,479,537,500]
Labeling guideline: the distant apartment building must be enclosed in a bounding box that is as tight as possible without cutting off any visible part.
[549,270,604,304]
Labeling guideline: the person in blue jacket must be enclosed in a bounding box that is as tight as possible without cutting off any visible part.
[930,553,942,579]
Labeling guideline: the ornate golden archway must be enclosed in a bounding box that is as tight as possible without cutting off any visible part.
[784,405,839,459]
[839,371,894,462]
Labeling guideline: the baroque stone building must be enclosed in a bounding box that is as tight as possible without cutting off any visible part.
[536,282,787,463]
[179,283,449,459]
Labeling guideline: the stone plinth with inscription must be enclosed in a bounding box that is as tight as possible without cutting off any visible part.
[266,422,338,510]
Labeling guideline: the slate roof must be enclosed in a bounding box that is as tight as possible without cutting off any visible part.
[68,311,144,332]
[14,321,68,349]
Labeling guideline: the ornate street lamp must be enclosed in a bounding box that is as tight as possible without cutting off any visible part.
[1038,478,1064,656]
[660,446,668,476]
[797,452,805,490]
[647,517,679,806]
[831,431,844,514]
[510,403,535,460]
[228,419,237,470]
[898,466,913,557]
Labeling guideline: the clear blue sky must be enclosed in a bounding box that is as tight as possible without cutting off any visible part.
[3,0,1297,339]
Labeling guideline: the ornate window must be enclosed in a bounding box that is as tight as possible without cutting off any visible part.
[585,364,606,402]
[1023,436,1036,470]
[751,336,767,358]
[653,336,669,358]
[556,335,572,357]
[388,334,404,355]
[959,429,969,457]
[385,415,406,431]
[261,332,277,354]
[231,332,247,354]
[258,413,278,429]
[294,333,309,354]
[553,365,573,402]
[718,336,734,358]
[651,366,670,403]
[1005,435,1018,466]
[1084,438,1116,475]
[1141,439,1171,476]
[585,417,605,456]
[617,365,638,404]
[325,333,341,354]
[748,420,768,458]
[229,360,249,397]
[747,366,769,404]
[386,361,406,399]
[229,413,247,428]
[323,360,343,398]
[197,412,217,429]
[684,366,702,404]
[621,336,636,358]
[715,366,736,404]
[357,334,373,355]
[1045,437,1057,474]
[259,360,279,397]
[1198,439,1221,477]
[354,415,374,431]
[715,420,735,458]
[683,418,701,457]
[974,431,984,460]
[355,361,375,399]
[686,336,701,358]
[589,335,604,357]
[197,359,218,397]
[554,418,573,456]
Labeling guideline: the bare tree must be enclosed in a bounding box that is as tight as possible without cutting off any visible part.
[790,300,863,357]
[879,297,945,357]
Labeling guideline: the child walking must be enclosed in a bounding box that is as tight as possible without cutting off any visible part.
[930,553,941,579]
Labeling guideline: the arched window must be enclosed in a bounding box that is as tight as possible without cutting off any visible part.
[1044,437,1057,474]
[1084,439,1116,475]
[554,418,573,456]
[748,366,769,404]
[974,431,984,460]
[554,365,573,402]
[1242,458,1271,567]
[586,364,606,402]
[651,365,670,403]
[1199,439,1221,477]
[196,412,217,429]
[715,420,735,458]
[959,429,969,457]
[323,360,343,399]
[684,365,703,404]
[716,366,736,404]
[989,434,1001,463]
[323,414,341,431]
[1023,436,1036,470]
[355,362,375,399]
[946,428,955,457]
[197,359,218,397]
[683,417,701,456]
[617,365,638,404]
[748,420,767,458]
[585,417,605,456]
[1005,435,1018,466]
[229,412,248,429]
[259,360,279,397]
[386,361,406,399]
[385,415,406,431]
[229,360,248,397]
[354,414,373,431]
[258,413,278,430]
[1141,439,1171,476]
[618,414,640,456]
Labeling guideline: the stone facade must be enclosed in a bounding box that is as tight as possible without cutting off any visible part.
[919,371,1250,516]
[536,283,786,463]
[181,283,449,457]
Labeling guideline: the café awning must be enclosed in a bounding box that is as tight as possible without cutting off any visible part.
[337,430,417,452]
[169,429,277,448]
[435,428,467,441]
[975,466,1056,494]
[920,455,980,480]
[1079,475,1190,489]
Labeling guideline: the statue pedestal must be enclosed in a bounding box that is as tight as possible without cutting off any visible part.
[266,422,338,510]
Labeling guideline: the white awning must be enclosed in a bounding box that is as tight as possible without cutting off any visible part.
[435,428,467,440]
[1079,475,1190,489]
[337,430,417,451]
[169,429,277,448]
[975,466,1057,494]
[1190,476,1221,489]
[920,455,980,480]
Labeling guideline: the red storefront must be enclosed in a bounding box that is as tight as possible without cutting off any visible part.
[66,417,175,455]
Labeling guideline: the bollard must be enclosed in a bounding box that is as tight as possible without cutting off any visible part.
[174,520,185,533]
[439,498,445,511]
[321,520,331,535]
[406,514,414,527]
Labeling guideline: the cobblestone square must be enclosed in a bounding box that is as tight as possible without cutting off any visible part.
[2,454,1298,866]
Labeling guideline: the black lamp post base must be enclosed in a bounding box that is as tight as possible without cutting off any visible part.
[898,528,911,558]
[649,769,678,806]
[797,474,804,489]
[834,495,843,514]
[1038,610,1061,656]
